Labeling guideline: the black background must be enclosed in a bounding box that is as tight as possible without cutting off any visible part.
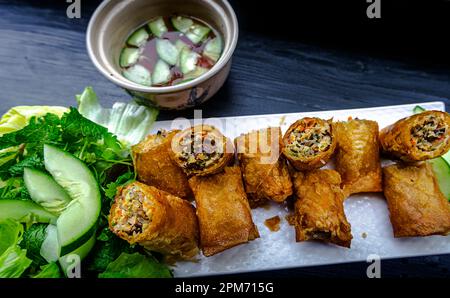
[0,0,449,278]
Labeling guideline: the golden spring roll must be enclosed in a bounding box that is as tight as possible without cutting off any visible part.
[132,130,192,199]
[380,110,450,162]
[334,119,382,197]
[383,163,450,237]
[235,127,293,208]
[292,169,352,248]
[282,117,336,171]
[170,125,234,176]
[189,166,260,256]
[109,181,199,260]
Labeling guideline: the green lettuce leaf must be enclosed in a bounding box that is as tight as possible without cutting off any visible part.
[0,219,23,255]
[0,219,32,277]
[0,245,32,278]
[98,252,172,278]
[31,262,61,278]
[77,87,158,146]
[0,106,68,137]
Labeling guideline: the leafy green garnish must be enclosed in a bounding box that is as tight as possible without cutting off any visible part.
[19,223,48,267]
[0,177,31,201]
[87,227,136,273]
[31,262,61,278]
[104,171,135,202]
[0,87,162,278]
[98,252,172,278]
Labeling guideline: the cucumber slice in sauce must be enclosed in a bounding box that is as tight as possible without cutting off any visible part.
[43,145,101,256]
[175,39,189,52]
[413,105,450,200]
[24,168,71,215]
[155,39,179,66]
[183,66,208,82]
[185,24,211,44]
[123,64,152,86]
[0,200,57,224]
[148,17,168,38]
[203,36,223,62]
[126,28,149,47]
[179,47,200,74]
[152,60,171,85]
[171,16,194,33]
[40,224,59,263]
[119,48,140,68]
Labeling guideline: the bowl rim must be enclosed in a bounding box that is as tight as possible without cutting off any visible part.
[86,0,238,94]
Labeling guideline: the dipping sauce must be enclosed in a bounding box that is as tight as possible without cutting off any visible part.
[119,15,223,87]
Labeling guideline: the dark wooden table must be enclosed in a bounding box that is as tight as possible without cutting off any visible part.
[1,0,449,278]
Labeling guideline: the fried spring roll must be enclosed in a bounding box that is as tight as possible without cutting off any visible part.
[383,163,450,237]
[334,119,382,197]
[109,181,199,260]
[292,170,352,248]
[235,127,293,207]
[189,166,260,256]
[380,111,450,162]
[170,125,234,176]
[282,117,336,171]
[132,130,192,199]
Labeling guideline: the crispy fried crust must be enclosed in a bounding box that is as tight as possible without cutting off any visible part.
[132,130,192,199]
[189,166,260,256]
[282,117,336,171]
[109,181,199,260]
[379,110,450,162]
[292,170,352,248]
[170,125,234,177]
[334,119,382,197]
[383,162,450,238]
[235,127,293,208]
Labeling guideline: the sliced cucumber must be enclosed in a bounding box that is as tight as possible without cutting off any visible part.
[175,39,189,52]
[179,47,200,74]
[126,28,149,47]
[43,145,101,256]
[59,233,96,277]
[152,60,171,85]
[413,105,450,200]
[40,224,59,263]
[203,36,223,63]
[119,48,140,68]
[428,157,450,200]
[0,200,57,224]
[171,16,193,33]
[185,24,211,44]
[413,105,425,114]
[182,66,208,82]
[155,39,179,66]
[123,64,152,86]
[148,17,167,38]
[24,168,71,215]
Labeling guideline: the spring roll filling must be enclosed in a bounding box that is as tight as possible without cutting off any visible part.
[287,121,332,158]
[411,115,448,152]
[111,185,153,237]
[178,131,223,171]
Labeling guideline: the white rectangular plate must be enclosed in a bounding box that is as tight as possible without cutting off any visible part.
[152,101,449,277]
